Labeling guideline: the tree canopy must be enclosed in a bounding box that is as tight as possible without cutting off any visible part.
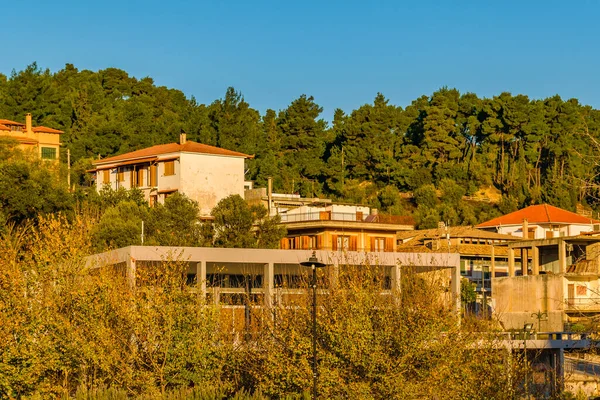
[4,63,600,228]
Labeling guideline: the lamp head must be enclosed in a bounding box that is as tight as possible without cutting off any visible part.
[300,251,326,268]
[524,323,534,332]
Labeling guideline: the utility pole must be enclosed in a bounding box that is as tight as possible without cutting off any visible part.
[341,146,345,186]
[67,148,71,190]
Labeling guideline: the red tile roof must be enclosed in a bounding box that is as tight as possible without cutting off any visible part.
[0,124,10,130]
[93,141,253,165]
[476,204,599,228]
[32,126,64,134]
[0,119,25,126]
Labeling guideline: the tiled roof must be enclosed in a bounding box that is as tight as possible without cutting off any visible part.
[32,126,64,134]
[0,124,10,130]
[0,119,25,126]
[3,136,39,144]
[94,141,253,165]
[397,226,518,242]
[476,204,599,228]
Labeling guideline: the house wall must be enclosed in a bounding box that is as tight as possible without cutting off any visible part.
[498,223,594,240]
[157,156,181,194]
[179,152,245,216]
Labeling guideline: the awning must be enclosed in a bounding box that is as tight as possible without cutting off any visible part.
[157,156,180,162]
[93,156,158,170]
[157,188,178,194]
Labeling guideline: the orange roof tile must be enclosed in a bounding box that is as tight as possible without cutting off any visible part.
[0,119,25,126]
[476,204,599,228]
[32,126,64,134]
[0,124,10,130]
[93,140,253,165]
[2,136,39,144]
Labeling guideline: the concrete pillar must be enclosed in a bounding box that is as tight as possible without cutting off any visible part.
[450,264,461,317]
[521,248,528,276]
[391,263,401,305]
[559,241,567,274]
[490,245,496,278]
[198,261,207,300]
[126,255,136,288]
[532,245,540,275]
[508,247,515,277]
[263,262,274,308]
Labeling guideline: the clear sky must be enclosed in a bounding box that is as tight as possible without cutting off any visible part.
[2,0,599,121]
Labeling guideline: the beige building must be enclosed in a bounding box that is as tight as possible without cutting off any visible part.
[0,113,62,160]
[91,134,253,215]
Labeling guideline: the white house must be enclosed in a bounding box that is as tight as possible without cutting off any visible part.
[476,204,599,239]
[91,134,253,216]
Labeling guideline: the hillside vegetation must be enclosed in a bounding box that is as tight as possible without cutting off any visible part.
[2,63,600,227]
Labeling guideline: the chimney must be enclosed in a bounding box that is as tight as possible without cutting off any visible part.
[26,113,32,134]
[522,218,529,239]
[179,132,187,145]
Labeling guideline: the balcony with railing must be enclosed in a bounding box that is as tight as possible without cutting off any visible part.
[279,211,413,225]
[564,297,600,312]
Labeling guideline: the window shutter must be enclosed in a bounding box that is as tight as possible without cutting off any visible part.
[150,164,157,186]
[294,237,300,249]
[302,236,309,250]
[316,235,322,250]
[370,237,375,251]
[138,169,144,187]
[280,238,288,249]
[331,235,338,251]
[385,237,394,252]
[350,236,358,251]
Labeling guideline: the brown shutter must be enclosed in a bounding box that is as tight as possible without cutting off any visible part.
[385,237,394,252]
[280,238,288,249]
[332,235,338,251]
[130,169,135,187]
[316,235,322,250]
[370,237,375,252]
[302,236,309,250]
[138,169,144,187]
[350,236,358,251]
[294,237,300,249]
[150,164,157,186]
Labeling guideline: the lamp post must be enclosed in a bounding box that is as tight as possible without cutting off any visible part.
[523,322,534,397]
[300,251,326,400]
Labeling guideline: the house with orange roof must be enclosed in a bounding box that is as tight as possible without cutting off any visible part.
[476,204,599,240]
[0,113,62,160]
[90,134,253,215]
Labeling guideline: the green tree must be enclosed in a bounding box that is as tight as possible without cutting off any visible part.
[146,193,207,246]
[209,195,286,248]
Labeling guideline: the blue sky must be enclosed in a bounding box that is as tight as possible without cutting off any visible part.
[2,0,599,121]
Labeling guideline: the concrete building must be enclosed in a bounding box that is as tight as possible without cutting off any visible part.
[0,113,62,160]
[476,204,599,239]
[91,134,252,215]
[493,234,600,331]
[86,245,461,312]
[397,225,521,296]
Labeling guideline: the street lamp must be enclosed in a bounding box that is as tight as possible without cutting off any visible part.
[523,322,534,397]
[300,251,326,400]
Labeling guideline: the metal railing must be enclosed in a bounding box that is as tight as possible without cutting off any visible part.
[564,297,600,310]
[279,212,412,225]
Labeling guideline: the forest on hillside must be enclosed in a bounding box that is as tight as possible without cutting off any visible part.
[2,63,600,227]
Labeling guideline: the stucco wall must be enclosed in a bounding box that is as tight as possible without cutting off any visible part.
[179,152,245,216]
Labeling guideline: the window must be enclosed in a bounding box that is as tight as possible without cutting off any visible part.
[102,170,110,184]
[373,237,385,252]
[117,169,125,182]
[149,195,157,207]
[41,147,56,160]
[164,161,175,176]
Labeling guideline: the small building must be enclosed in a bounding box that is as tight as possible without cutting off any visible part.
[0,113,62,160]
[476,204,599,239]
[91,134,253,215]
[278,203,414,252]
